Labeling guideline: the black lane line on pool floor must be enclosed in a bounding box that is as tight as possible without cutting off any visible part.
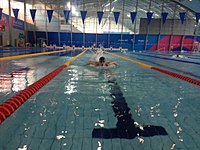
[92,77,168,139]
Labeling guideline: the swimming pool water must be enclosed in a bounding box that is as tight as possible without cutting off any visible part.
[0,52,200,150]
[131,51,200,80]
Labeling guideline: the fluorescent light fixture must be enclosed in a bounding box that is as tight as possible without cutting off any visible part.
[67,2,70,8]
[67,2,78,16]
[138,8,147,13]
[72,8,78,16]
[105,3,110,7]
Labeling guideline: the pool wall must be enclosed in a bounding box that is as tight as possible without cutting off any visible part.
[28,31,200,51]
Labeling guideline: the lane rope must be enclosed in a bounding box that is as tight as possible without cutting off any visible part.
[105,51,200,87]
[133,52,200,65]
[0,49,74,61]
[0,49,87,124]
[104,51,152,68]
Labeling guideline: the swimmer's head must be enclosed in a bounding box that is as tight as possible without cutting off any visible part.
[99,57,105,63]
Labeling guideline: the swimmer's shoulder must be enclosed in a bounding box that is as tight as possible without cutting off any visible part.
[88,61,101,66]
[107,61,117,66]
[104,62,117,68]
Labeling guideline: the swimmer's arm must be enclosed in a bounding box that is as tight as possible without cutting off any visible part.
[87,61,98,65]
[109,62,117,66]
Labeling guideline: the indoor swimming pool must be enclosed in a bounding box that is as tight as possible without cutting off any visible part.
[0,51,200,150]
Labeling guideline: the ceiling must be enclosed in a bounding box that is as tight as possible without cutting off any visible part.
[21,0,200,32]
[172,0,200,13]
[30,0,199,14]
[32,0,198,20]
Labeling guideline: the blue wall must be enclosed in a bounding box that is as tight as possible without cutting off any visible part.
[60,32,71,46]
[28,31,200,51]
[72,33,83,47]
[134,34,146,50]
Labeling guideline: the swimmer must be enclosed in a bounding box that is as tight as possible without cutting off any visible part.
[88,56,117,67]
[90,48,104,61]
[172,54,187,59]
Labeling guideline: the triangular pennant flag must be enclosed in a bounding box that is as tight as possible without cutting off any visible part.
[113,12,120,24]
[13,8,19,22]
[195,12,200,24]
[147,12,153,25]
[63,10,70,24]
[97,11,104,25]
[30,9,36,22]
[179,12,186,24]
[130,12,137,24]
[80,11,87,24]
[161,12,168,24]
[0,8,3,20]
[47,10,53,23]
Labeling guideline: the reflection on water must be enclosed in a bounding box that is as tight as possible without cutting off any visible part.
[27,69,35,86]
[150,103,161,117]
[135,105,142,116]
[0,67,35,93]
[64,68,78,95]
[12,70,27,92]
[173,97,184,142]
[0,74,12,93]
[97,141,102,150]
[92,69,168,140]
[95,120,105,128]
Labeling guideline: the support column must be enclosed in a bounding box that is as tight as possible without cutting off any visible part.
[24,0,27,47]
[45,2,48,45]
[108,0,111,47]
[95,0,98,47]
[192,18,199,51]
[180,10,188,51]
[8,0,12,46]
[144,0,152,52]
[32,0,36,46]
[58,1,60,46]
[132,0,138,51]
[82,0,85,47]
[70,0,72,46]
[120,0,125,48]
[169,4,177,51]
[157,0,164,51]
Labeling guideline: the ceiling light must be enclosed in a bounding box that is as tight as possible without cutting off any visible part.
[67,2,70,8]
